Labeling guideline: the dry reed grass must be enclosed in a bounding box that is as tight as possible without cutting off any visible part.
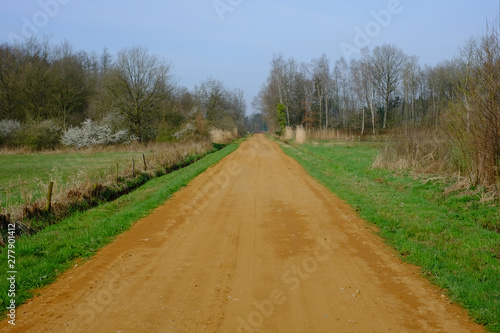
[372,129,455,174]
[210,129,234,144]
[284,126,294,140]
[295,125,307,144]
[306,128,364,141]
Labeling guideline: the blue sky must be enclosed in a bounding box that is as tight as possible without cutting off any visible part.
[1,0,498,114]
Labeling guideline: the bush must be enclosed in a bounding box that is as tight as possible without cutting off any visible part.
[0,119,21,137]
[100,111,127,132]
[218,116,236,132]
[156,122,177,142]
[17,120,62,151]
[446,25,500,187]
[173,123,196,141]
[0,119,22,147]
[62,119,135,148]
[277,103,287,134]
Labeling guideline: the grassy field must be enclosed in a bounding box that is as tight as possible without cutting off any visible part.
[0,139,242,313]
[0,151,138,208]
[0,142,213,213]
[279,139,500,332]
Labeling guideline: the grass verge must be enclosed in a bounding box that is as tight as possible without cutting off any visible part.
[0,139,242,313]
[278,139,500,332]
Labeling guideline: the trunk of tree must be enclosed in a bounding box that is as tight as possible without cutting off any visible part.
[384,93,389,129]
[325,94,329,129]
[361,107,365,135]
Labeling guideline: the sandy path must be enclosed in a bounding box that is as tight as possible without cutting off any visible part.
[1,134,484,333]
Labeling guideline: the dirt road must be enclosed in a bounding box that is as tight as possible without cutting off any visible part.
[2,135,484,332]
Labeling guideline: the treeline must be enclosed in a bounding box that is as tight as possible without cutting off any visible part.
[254,19,500,188]
[0,37,246,149]
[253,46,454,134]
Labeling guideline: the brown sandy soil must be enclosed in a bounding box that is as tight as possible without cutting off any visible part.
[1,134,485,333]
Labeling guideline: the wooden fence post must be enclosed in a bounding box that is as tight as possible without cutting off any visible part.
[143,154,147,171]
[46,181,54,212]
[116,163,119,183]
[132,159,135,177]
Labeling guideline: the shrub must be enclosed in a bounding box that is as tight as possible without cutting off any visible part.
[173,123,196,141]
[445,20,500,188]
[0,119,21,137]
[0,119,22,147]
[62,119,135,148]
[218,116,236,132]
[100,111,127,132]
[18,120,62,151]
[277,103,287,134]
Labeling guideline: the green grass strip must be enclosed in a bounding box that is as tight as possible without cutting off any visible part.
[279,140,500,332]
[0,139,242,313]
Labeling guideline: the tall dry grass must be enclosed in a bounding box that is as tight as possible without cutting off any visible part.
[295,125,307,144]
[372,128,456,174]
[210,129,234,144]
[284,126,294,140]
[306,128,362,141]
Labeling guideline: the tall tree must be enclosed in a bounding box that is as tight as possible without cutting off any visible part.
[195,76,229,123]
[0,44,22,120]
[402,56,421,127]
[334,58,351,128]
[448,21,500,187]
[372,44,408,129]
[105,46,172,141]
[51,47,92,127]
[311,54,331,128]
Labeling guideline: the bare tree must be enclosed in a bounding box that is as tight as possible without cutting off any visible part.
[252,82,280,132]
[105,46,172,141]
[253,54,303,129]
[269,54,300,125]
[372,44,407,129]
[427,61,458,130]
[51,45,92,127]
[334,58,351,128]
[100,47,113,74]
[402,56,421,128]
[448,20,500,188]
[195,76,229,123]
[312,54,331,128]
[294,62,314,127]
[351,49,377,135]
[227,88,246,129]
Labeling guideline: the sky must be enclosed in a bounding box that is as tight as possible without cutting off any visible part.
[1,0,499,114]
